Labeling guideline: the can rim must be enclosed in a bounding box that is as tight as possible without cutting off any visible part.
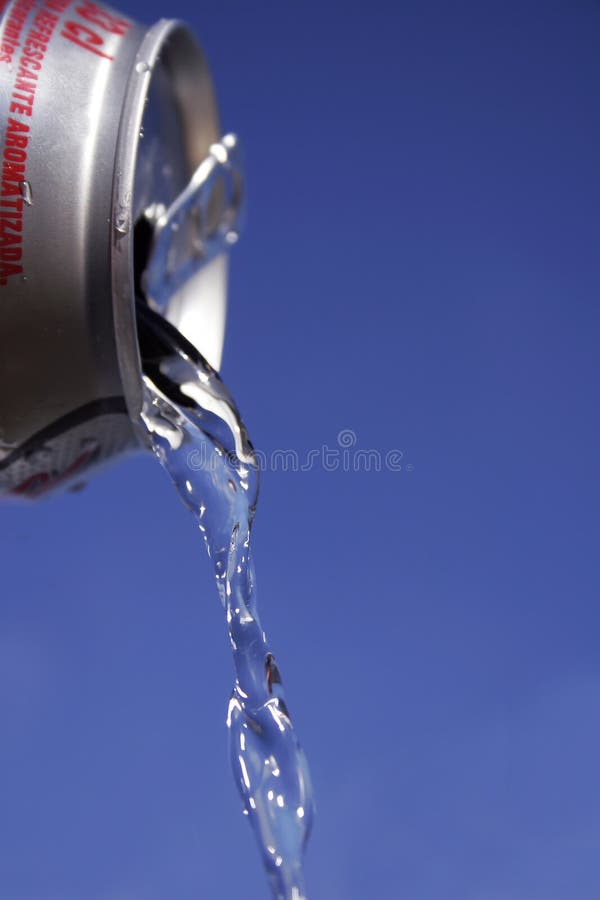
[111,18,223,449]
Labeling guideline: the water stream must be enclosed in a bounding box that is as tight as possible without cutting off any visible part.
[136,304,314,899]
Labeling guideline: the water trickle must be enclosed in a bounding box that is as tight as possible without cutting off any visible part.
[19,180,33,206]
[137,304,314,899]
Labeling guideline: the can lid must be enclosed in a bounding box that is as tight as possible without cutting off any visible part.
[111,18,237,446]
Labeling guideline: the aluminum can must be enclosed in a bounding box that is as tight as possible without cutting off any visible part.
[0,0,239,497]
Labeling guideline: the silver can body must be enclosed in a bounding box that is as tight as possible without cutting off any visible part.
[0,0,229,496]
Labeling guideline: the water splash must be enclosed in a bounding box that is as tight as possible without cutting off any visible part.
[137,304,314,899]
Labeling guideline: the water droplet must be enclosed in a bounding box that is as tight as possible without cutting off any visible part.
[19,180,33,206]
[114,207,129,235]
[225,230,239,246]
[135,60,150,74]
[192,236,205,257]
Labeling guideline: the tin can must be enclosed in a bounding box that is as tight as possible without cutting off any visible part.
[0,0,241,497]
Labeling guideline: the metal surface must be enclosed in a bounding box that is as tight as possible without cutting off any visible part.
[143,133,243,318]
[0,0,231,497]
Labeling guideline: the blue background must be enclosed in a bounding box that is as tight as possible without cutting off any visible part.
[1,1,600,898]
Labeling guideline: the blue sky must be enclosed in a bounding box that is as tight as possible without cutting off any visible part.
[1,1,600,898]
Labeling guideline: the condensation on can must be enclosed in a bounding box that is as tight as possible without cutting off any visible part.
[0,0,229,497]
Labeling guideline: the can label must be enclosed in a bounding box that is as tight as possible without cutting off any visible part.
[0,399,133,496]
[0,0,132,285]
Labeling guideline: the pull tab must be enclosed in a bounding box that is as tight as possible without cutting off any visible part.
[142,134,243,314]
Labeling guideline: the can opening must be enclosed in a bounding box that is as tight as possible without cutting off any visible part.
[133,216,153,302]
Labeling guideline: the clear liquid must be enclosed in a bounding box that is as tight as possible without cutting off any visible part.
[137,305,314,899]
